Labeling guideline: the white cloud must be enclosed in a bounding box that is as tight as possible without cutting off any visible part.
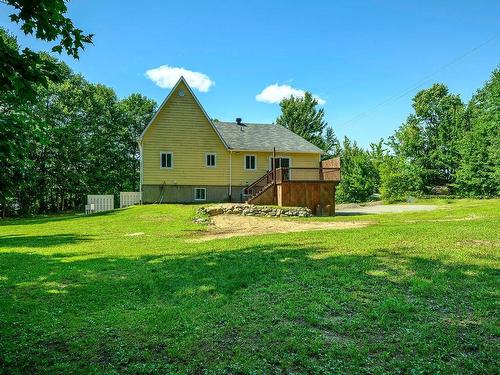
[256,83,326,105]
[145,65,214,92]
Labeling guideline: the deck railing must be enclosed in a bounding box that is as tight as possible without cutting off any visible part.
[275,167,341,184]
[244,170,275,196]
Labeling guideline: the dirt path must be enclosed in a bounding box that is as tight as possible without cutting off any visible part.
[189,215,370,242]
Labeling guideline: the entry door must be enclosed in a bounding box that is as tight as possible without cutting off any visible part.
[271,157,291,180]
[271,157,290,169]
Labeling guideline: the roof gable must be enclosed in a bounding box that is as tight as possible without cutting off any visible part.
[139,77,323,154]
[139,77,228,148]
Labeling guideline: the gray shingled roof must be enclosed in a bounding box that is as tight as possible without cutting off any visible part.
[213,121,323,153]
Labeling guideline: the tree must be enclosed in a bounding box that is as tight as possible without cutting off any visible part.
[1,0,93,216]
[336,137,379,203]
[379,156,424,202]
[455,67,500,197]
[413,84,465,185]
[0,29,52,215]
[0,36,158,216]
[368,139,385,184]
[323,127,341,158]
[276,92,330,151]
[388,84,465,190]
[1,0,93,99]
[118,94,157,190]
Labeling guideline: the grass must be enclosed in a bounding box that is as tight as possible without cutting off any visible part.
[0,199,499,374]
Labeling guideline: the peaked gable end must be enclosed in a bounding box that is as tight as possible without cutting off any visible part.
[139,77,227,148]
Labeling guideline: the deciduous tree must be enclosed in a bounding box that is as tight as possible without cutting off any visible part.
[455,68,500,197]
[1,0,93,99]
[276,92,330,151]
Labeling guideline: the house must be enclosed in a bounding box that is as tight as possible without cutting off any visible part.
[138,77,340,213]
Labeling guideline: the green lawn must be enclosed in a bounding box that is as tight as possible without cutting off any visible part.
[0,200,499,374]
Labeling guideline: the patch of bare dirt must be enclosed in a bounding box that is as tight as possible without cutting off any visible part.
[406,214,480,223]
[188,215,370,242]
[457,239,494,247]
[138,215,173,223]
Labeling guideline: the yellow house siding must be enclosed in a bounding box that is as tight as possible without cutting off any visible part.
[230,151,320,187]
[142,81,230,185]
[141,79,322,189]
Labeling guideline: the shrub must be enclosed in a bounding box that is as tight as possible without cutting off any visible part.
[380,157,424,202]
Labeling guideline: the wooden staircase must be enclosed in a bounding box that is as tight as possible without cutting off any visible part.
[245,170,276,205]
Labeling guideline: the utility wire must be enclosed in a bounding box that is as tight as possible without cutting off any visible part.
[340,34,500,127]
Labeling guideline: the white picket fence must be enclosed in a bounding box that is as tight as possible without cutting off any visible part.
[120,192,141,208]
[86,195,114,213]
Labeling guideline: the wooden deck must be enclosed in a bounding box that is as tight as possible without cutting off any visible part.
[246,158,341,215]
[277,181,336,215]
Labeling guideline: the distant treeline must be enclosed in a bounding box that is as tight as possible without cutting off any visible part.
[331,67,499,203]
[0,29,156,216]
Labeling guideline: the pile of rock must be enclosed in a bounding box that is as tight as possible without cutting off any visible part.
[192,216,210,224]
[197,204,312,218]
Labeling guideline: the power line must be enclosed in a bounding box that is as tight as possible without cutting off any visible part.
[339,34,500,127]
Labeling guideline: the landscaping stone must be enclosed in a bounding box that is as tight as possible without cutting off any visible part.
[197,204,312,218]
[193,217,210,224]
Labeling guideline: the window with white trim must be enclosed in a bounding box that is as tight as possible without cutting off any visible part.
[245,155,256,170]
[194,188,206,201]
[160,152,173,169]
[206,153,216,167]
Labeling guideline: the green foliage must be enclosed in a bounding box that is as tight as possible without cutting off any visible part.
[323,126,341,158]
[0,28,61,100]
[379,156,424,202]
[383,68,499,201]
[1,0,93,99]
[388,84,465,188]
[276,92,335,152]
[455,68,500,197]
[0,35,157,216]
[336,137,379,202]
[1,0,94,216]
[6,0,93,57]
[0,200,498,372]
[118,94,157,191]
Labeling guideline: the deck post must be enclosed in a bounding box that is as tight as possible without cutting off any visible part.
[273,147,277,204]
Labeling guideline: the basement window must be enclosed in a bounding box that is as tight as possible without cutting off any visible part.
[245,155,256,170]
[194,188,206,201]
[206,153,216,167]
[160,152,173,169]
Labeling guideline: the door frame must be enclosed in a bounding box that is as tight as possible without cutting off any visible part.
[269,156,292,180]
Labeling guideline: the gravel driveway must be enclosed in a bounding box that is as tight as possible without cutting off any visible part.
[336,204,438,215]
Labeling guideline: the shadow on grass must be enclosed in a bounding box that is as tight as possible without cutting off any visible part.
[0,234,92,248]
[0,209,120,226]
[0,244,498,373]
[334,211,371,216]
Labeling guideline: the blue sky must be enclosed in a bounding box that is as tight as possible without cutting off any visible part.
[1,0,499,147]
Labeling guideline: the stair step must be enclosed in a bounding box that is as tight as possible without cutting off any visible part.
[247,182,274,202]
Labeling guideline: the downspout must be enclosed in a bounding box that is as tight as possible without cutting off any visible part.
[229,150,232,202]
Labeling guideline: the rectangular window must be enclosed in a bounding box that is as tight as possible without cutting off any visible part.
[206,153,216,167]
[245,155,256,170]
[160,152,173,169]
[194,188,206,201]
